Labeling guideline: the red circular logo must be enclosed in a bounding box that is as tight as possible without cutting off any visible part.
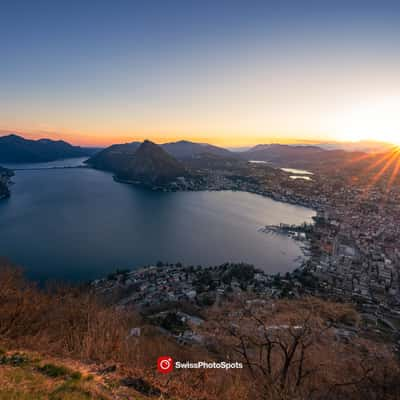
[157,356,174,374]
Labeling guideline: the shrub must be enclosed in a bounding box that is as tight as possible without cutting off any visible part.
[38,364,70,378]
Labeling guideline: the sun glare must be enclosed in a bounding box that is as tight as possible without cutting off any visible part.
[331,97,400,145]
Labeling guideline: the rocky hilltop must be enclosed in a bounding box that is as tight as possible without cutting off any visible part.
[85,141,141,172]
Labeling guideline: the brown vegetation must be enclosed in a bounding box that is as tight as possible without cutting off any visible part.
[1,263,399,400]
[202,296,400,399]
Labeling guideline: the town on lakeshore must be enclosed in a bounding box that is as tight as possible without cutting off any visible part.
[2,2,400,398]
[72,138,400,349]
[2,136,400,345]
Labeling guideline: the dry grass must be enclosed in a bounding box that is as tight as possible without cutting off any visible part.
[0,350,115,400]
[1,263,399,400]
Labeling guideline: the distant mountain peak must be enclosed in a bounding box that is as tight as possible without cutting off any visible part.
[137,139,170,156]
[129,140,186,184]
[87,139,187,186]
[141,139,157,147]
[162,140,235,159]
[2,133,25,140]
[250,144,271,151]
[0,134,97,163]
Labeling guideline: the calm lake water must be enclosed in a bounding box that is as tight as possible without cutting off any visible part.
[0,159,315,282]
[280,168,313,175]
[281,168,313,181]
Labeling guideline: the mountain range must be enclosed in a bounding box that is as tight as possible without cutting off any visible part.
[87,138,384,180]
[86,139,244,177]
[240,144,326,165]
[0,134,99,163]
[314,140,395,153]
[2,134,394,178]
[162,140,234,159]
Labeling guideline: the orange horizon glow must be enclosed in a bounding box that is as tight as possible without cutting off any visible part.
[1,127,398,149]
[2,94,399,148]
[0,127,336,148]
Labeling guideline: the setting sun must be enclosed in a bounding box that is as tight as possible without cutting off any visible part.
[3,2,400,399]
[332,97,400,145]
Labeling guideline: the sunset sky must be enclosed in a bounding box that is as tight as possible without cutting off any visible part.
[1,0,399,147]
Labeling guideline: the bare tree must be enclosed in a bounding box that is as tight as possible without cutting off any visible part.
[203,296,400,400]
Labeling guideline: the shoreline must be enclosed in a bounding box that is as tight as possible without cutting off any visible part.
[112,171,321,212]
[4,164,322,286]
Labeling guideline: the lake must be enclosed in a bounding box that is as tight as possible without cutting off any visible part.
[281,168,314,181]
[280,168,313,175]
[0,158,315,282]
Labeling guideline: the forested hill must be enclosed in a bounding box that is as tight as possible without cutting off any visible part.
[0,134,99,163]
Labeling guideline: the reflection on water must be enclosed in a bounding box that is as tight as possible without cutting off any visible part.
[2,157,88,170]
[249,160,269,164]
[281,168,313,175]
[290,175,312,181]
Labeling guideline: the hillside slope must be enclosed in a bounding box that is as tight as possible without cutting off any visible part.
[85,142,141,172]
[87,140,187,185]
[0,134,98,163]
[0,349,151,400]
[1,264,399,400]
[124,140,186,184]
[162,140,235,159]
[240,143,372,172]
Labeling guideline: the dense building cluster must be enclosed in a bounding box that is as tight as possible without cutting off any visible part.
[93,262,278,309]
[93,157,400,343]
[218,162,400,336]
[142,160,400,338]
